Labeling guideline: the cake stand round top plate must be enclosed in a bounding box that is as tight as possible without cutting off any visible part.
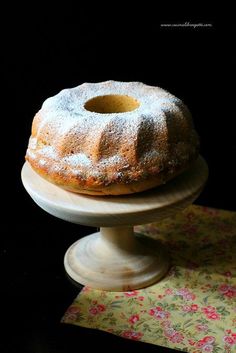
[21,156,208,227]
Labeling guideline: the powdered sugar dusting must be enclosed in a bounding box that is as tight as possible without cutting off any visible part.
[26,81,198,187]
[63,153,91,167]
[40,146,57,159]
[29,137,37,149]
[100,155,124,167]
[39,159,47,166]
[41,81,183,121]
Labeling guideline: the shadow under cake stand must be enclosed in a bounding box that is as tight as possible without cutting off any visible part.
[21,156,208,291]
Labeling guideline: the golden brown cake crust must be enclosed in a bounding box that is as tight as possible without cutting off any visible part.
[26,81,199,195]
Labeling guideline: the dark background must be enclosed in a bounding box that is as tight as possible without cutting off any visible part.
[4,10,235,353]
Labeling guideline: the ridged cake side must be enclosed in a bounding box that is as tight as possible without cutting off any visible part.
[26,81,199,195]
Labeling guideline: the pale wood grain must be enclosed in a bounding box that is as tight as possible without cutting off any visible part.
[21,157,208,227]
[21,157,208,290]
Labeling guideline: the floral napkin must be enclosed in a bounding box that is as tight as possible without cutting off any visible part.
[62,205,236,353]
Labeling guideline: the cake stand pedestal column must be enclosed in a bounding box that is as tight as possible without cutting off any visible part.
[21,156,208,291]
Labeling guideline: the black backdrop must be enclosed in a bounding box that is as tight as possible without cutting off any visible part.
[11,13,235,211]
[4,10,236,353]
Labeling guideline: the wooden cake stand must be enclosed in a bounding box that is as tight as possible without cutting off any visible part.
[21,156,208,291]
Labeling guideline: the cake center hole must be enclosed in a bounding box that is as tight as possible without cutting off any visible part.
[84,94,140,113]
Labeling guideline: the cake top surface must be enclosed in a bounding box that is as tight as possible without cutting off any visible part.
[41,80,183,121]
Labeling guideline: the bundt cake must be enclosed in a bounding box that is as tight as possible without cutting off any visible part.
[26,81,199,195]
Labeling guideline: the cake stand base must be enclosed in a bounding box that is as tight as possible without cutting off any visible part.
[64,226,169,291]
